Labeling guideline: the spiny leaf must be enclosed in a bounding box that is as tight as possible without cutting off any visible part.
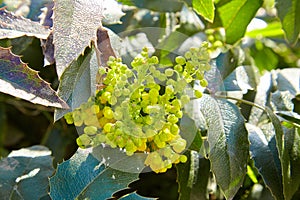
[0,9,50,39]
[192,0,215,23]
[53,0,104,78]
[197,94,249,199]
[49,149,103,200]
[0,47,69,108]
[0,146,54,200]
[49,148,140,200]
[216,0,263,44]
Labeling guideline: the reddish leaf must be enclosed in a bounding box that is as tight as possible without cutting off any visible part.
[0,47,68,108]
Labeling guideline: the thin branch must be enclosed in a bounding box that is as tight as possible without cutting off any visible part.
[215,95,265,111]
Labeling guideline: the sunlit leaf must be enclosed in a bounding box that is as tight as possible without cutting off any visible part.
[249,68,300,125]
[276,0,300,44]
[270,91,294,111]
[275,68,300,96]
[197,94,249,199]
[248,72,272,125]
[0,146,54,200]
[246,21,284,38]
[216,0,263,44]
[102,0,125,25]
[0,47,68,108]
[192,0,214,23]
[53,0,104,78]
[0,9,50,39]
[49,148,140,200]
[223,66,256,93]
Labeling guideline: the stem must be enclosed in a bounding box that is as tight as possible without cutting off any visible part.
[215,95,265,111]
[216,95,300,128]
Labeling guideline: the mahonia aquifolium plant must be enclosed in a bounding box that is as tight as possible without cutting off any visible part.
[64,43,211,173]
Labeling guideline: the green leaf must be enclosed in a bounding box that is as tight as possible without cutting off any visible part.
[155,22,200,58]
[267,106,300,199]
[283,126,300,199]
[0,145,54,200]
[250,41,279,71]
[197,94,249,199]
[246,21,284,38]
[180,115,202,152]
[190,158,210,200]
[192,0,215,23]
[276,0,300,44]
[54,47,98,121]
[0,47,69,108]
[120,192,157,200]
[265,107,295,200]
[92,145,147,174]
[176,151,200,200]
[118,0,184,12]
[246,123,284,199]
[0,9,50,39]
[276,111,300,125]
[49,149,103,200]
[49,148,140,200]
[216,49,242,80]
[216,0,263,44]
[53,0,104,78]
